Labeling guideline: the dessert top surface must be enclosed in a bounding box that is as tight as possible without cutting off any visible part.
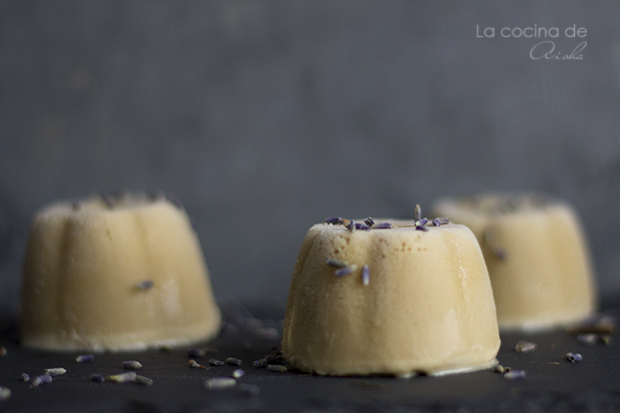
[36,192,182,217]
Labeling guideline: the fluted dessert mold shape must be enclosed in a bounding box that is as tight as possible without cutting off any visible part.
[433,193,598,332]
[21,192,221,351]
[282,214,500,376]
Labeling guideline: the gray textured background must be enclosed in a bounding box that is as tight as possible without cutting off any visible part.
[1,1,619,315]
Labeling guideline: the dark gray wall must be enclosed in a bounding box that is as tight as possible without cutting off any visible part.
[1,1,619,315]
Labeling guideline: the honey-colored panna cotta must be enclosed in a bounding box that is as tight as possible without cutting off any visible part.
[433,193,597,332]
[21,192,221,351]
[282,216,500,376]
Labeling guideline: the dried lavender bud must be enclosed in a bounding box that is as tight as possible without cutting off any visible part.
[432,218,442,227]
[232,369,245,379]
[0,387,11,401]
[226,357,243,366]
[493,247,507,261]
[31,374,53,387]
[44,368,67,377]
[566,353,582,362]
[346,220,356,232]
[437,217,450,225]
[106,372,138,383]
[325,217,344,225]
[361,265,370,286]
[135,280,154,291]
[253,359,268,368]
[122,360,143,370]
[238,383,261,397]
[76,354,95,363]
[135,375,153,386]
[335,265,356,277]
[414,204,422,222]
[364,217,375,227]
[577,334,598,345]
[504,370,525,380]
[90,374,105,383]
[205,377,237,390]
[355,222,370,230]
[493,365,506,374]
[417,218,428,226]
[208,359,225,366]
[19,373,30,382]
[374,222,392,229]
[99,192,114,209]
[188,348,207,358]
[515,341,536,353]
[415,225,428,231]
[325,258,348,268]
[266,364,288,373]
[188,359,205,369]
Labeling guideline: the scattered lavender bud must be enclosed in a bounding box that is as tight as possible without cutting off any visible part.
[205,377,237,390]
[267,364,288,373]
[325,217,344,225]
[31,374,53,387]
[432,218,442,227]
[232,369,245,379]
[226,357,243,366]
[346,220,356,232]
[325,258,348,268]
[374,222,392,229]
[0,387,11,401]
[566,353,582,362]
[355,222,370,230]
[577,334,598,345]
[135,280,154,291]
[90,374,105,383]
[364,217,375,227]
[414,204,422,222]
[504,370,526,380]
[76,354,95,363]
[437,217,450,225]
[335,265,356,277]
[188,348,207,358]
[493,365,506,374]
[417,218,428,226]
[106,372,138,383]
[99,192,114,209]
[415,225,428,232]
[122,360,143,370]
[44,368,67,377]
[189,359,205,369]
[361,265,370,286]
[253,359,268,368]
[136,375,154,386]
[238,383,261,397]
[0,347,6,356]
[515,341,536,353]
[208,359,225,366]
[493,248,507,261]
[19,373,30,382]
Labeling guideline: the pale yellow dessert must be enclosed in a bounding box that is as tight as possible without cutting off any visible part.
[282,217,500,376]
[433,193,597,331]
[21,192,221,351]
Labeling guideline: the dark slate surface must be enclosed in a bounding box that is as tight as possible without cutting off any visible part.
[1,299,619,413]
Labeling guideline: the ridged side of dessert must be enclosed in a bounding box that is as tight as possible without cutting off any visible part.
[21,193,221,351]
